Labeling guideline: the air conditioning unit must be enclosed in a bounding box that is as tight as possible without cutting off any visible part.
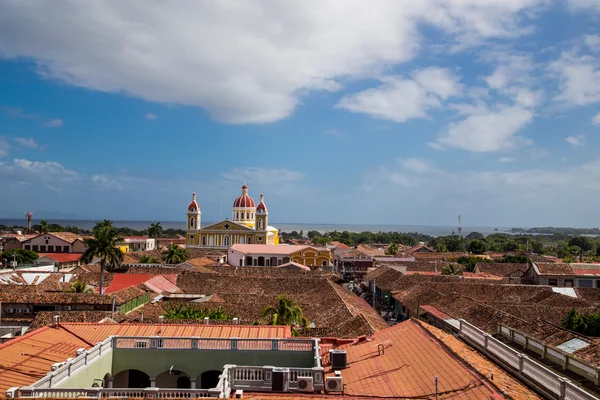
[296,376,314,392]
[325,372,343,392]
[6,309,14,314]
[64,306,72,311]
[271,368,289,392]
[51,362,65,371]
[329,349,347,370]
[234,389,243,398]
[5,387,19,398]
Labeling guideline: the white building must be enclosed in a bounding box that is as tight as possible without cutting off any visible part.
[122,236,156,252]
[22,232,87,253]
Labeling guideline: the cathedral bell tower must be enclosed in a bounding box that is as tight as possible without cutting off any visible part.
[186,193,201,246]
[255,193,268,232]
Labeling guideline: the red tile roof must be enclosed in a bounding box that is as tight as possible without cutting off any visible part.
[329,319,501,399]
[37,253,82,263]
[59,322,290,344]
[104,274,178,294]
[535,262,575,276]
[573,269,600,276]
[143,275,182,294]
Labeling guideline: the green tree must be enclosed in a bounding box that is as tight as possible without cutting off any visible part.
[466,231,484,240]
[38,220,49,234]
[468,239,488,255]
[502,241,520,252]
[65,279,93,293]
[307,230,322,240]
[312,236,327,246]
[434,243,448,253]
[81,221,124,295]
[164,303,232,320]
[441,264,460,275]
[262,295,309,337]
[456,256,488,273]
[499,255,530,263]
[299,230,304,238]
[386,242,399,256]
[1,249,39,264]
[563,309,600,336]
[162,243,188,264]
[148,222,163,239]
[140,255,160,264]
[568,237,594,261]
[531,241,544,254]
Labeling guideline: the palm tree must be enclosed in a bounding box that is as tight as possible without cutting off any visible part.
[162,243,188,264]
[39,220,49,234]
[81,221,124,295]
[140,255,160,264]
[148,222,163,239]
[441,264,460,275]
[262,295,309,336]
[385,242,399,256]
[66,279,93,293]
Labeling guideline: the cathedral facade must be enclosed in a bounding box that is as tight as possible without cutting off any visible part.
[185,185,280,248]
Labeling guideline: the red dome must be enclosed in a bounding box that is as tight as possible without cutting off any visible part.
[188,193,200,211]
[233,195,255,208]
[256,194,267,212]
[233,185,255,208]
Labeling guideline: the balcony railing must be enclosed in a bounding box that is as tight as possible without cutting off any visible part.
[228,365,325,392]
[112,336,317,352]
[13,387,220,398]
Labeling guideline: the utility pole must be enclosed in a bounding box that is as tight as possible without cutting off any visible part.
[11,252,17,270]
[434,376,439,400]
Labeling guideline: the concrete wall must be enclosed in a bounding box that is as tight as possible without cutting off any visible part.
[57,351,113,388]
[112,349,314,380]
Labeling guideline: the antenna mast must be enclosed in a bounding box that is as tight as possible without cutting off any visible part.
[25,212,33,234]
[457,214,462,237]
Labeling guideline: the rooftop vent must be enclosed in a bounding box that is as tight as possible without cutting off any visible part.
[158,316,164,323]
[53,315,60,327]
[329,350,347,370]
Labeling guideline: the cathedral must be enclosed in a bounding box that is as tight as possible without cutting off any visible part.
[185,185,281,248]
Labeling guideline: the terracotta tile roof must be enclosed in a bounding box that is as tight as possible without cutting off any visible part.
[105,274,177,294]
[327,281,389,333]
[406,243,434,253]
[37,253,82,263]
[122,254,140,264]
[143,275,182,295]
[328,319,501,399]
[1,234,36,242]
[230,244,327,255]
[355,244,385,257]
[181,257,218,268]
[534,262,575,276]
[24,232,85,244]
[573,269,600,276]
[327,241,350,249]
[0,288,116,305]
[28,311,112,331]
[59,322,290,344]
[73,264,101,273]
[0,325,91,393]
[474,262,529,277]
[277,262,311,271]
[111,286,148,304]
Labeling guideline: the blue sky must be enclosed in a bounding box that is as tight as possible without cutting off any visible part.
[1,0,600,227]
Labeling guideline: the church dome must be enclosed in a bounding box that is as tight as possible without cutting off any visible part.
[233,185,255,208]
[188,193,200,212]
[256,194,267,212]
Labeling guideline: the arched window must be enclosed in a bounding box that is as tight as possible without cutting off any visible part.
[190,217,194,228]
[223,235,230,247]
[202,236,206,246]
[190,235,194,241]
[248,237,253,244]
[236,212,239,220]
[246,212,250,219]
[190,208,195,212]
[258,219,263,229]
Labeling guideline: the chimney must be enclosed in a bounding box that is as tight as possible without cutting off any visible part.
[140,312,144,323]
[53,315,60,327]
[233,317,239,325]
[204,317,209,325]
[158,316,164,323]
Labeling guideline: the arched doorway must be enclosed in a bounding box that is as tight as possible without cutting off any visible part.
[156,370,191,388]
[200,370,222,389]
[245,256,252,266]
[257,256,265,266]
[113,369,150,388]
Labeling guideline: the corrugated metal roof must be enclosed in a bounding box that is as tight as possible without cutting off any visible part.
[557,338,590,353]
[552,287,577,298]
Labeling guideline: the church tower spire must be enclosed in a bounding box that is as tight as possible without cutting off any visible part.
[186,192,201,246]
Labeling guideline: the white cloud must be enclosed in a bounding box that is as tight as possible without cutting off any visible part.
[549,50,600,106]
[323,129,343,139]
[0,159,81,183]
[593,112,600,124]
[91,174,123,190]
[145,113,158,120]
[14,137,40,149]
[0,1,543,124]
[364,157,600,226]
[568,0,600,12]
[585,34,600,52]
[337,67,461,122]
[565,134,585,148]
[432,105,533,152]
[498,157,515,162]
[0,137,10,157]
[45,118,63,127]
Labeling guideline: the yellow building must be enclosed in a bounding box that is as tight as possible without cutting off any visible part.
[185,185,280,249]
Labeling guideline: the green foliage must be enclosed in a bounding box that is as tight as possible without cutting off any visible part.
[498,255,530,263]
[164,303,232,320]
[283,230,425,247]
[65,279,93,293]
[563,309,600,336]
[162,243,188,264]
[139,255,160,264]
[434,243,448,253]
[531,241,544,254]
[385,242,398,256]
[148,222,163,239]
[455,256,489,273]
[1,249,39,264]
[468,239,488,254]
[441,264,460,275]
[466,231,484,240]
[81,220,124,294]
[262,295,309,337]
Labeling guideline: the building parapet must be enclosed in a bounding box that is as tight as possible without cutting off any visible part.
[458,319,598,400]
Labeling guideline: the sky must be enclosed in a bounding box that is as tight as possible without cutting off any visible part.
[0,0,600,227]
